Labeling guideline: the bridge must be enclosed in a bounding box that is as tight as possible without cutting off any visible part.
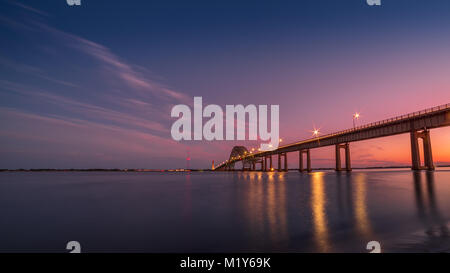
[214,103,450,172]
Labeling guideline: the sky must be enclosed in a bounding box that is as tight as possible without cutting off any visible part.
[1,0,450,169]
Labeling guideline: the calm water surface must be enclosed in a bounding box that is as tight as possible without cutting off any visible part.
[1,169,450,253]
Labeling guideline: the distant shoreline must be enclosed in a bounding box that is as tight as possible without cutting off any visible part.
[1,165,450,172]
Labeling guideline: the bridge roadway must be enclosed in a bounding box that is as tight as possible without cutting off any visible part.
[215,103,450,172]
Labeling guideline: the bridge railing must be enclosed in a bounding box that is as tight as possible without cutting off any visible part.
[287,102,450,147]
[336,103,449,135]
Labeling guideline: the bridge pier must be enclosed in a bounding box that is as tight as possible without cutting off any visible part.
[263,155,271,172]
[410,129,435,171]
[277,153,287,172]
[299,149,312,172]
[335,143,351,172]
[284,153,288,171]
[277,154,281,171]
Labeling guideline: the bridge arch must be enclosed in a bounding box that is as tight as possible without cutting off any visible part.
[224,146,261,171]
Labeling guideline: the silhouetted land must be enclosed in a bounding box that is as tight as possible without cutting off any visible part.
[0,168,206,172]
[1,165,450,172]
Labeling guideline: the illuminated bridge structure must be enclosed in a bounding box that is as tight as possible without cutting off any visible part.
[223,146,263,171]
[215,103,450,172]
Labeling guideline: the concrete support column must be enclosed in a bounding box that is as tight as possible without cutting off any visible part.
[278,154,281,171]
[345,143,351,171]
[261,157,265,171]
[269,155,273,170]
[410,131,420,170]
[299,150,303,172]
[335,144,342,171]
[422,130,434,171]
[277,153,287,172]
[284,153,288,172]
[411,129,435,171]
[306,149,311,172]
[299,150,312,172]
[335,143,351,172]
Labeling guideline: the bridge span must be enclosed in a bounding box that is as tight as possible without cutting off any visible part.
[214,103,450,172]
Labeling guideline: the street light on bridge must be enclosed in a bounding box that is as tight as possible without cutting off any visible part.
[353,112,360,128]
[312,128,321,145]
[313,129,320,137]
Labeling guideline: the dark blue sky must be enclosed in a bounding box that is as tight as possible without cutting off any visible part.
[2,0,450,169]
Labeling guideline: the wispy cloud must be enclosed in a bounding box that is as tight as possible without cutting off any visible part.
[0,9,191,136]
[0,80,168,134]
[35,22,189,103]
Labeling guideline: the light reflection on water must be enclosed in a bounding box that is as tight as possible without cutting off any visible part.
[310,172,330,252]
[353,173,372,241]
[1,169,450,252]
